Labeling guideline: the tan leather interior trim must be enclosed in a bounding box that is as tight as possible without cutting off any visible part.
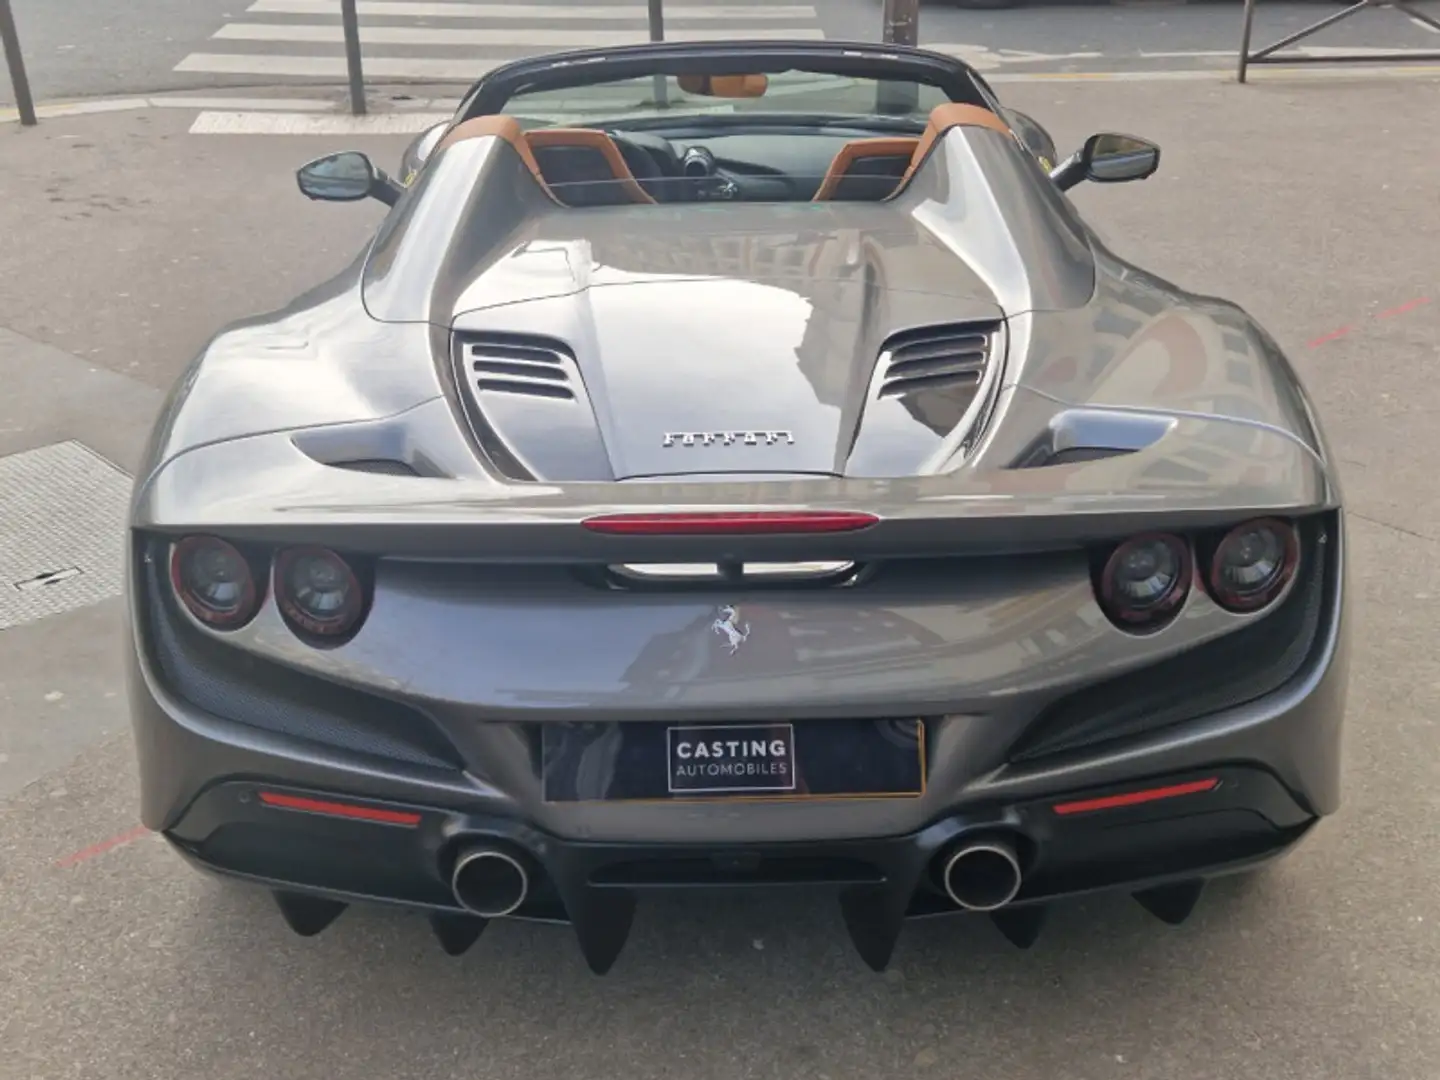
[898,103,1014,189]
[524,128,657,205]
[432,115,555,200]
[927,102,1013,137]
[812,136,921,201]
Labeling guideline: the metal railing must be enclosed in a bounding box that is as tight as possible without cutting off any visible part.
[1,0,37,126]
[6,0,925,126]
[336,0,923,116]
[7,0,1438,129]
[1238,0,1440,82]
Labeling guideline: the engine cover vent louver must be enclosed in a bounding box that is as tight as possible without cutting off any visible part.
[451,328,613,483]
[460,332,577,400]
[877,321,999,398]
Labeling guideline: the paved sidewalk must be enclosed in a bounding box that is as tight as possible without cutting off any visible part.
[1,77,1438,1080]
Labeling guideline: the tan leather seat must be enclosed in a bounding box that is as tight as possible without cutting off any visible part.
[524,128,656,206]
[812,137,921,202]
[431,115,655,207]
[434,115,549,184]
[896,103,1014,191]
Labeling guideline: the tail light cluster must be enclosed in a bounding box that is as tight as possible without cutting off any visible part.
[1093,517,1300,633]
[168,536,371,644]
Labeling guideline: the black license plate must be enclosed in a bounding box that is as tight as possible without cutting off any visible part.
[666,723,796,795]
[541,718,925,803]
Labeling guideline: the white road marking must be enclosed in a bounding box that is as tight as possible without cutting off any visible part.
[190,109,451,134]
[180,1,826,83]
[987,64,1440,83]
[153,95,340,111]
[923,43,1105,70]
[1136,50,1236,59]
[176,53,509,78]
[213,23,824,45]
[247,0,818,19]
[1293,44,1440,56]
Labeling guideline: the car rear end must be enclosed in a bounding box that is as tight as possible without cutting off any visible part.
[127,432,1347,970]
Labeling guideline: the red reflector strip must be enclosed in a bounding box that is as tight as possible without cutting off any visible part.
[1052,778,1220,816]
[258,791,422,826]
[582,511,880,535]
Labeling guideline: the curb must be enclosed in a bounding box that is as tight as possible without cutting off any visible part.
[0,89,465,127]
[6,63,1440,129]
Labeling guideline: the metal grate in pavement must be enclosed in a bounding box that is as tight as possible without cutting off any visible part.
[0,441,132,631]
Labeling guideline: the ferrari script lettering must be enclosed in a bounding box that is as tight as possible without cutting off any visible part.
[662,430,795,448]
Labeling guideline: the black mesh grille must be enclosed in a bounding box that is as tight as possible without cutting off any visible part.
[142,544,462,770]
[1008,515,1332,763]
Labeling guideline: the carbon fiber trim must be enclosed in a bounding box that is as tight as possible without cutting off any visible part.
[141,541,463,771]
[1007,514,1332,763]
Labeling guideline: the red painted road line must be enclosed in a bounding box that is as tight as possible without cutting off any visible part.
[1308,326,1353,348]
[55,825,151,868]
[1376,296,1431,319]
[1310,296,1432,348]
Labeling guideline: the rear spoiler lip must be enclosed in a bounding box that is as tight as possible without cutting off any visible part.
[130,502,1338,565]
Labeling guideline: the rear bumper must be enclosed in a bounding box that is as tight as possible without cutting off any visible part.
[165,764,1317,970]
[128,513,1350,970]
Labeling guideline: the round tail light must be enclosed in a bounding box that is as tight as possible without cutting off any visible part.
[274,547,366,639]
[1097,532,1192,630]
[170,536,261,630]
[1207,518,1298,612]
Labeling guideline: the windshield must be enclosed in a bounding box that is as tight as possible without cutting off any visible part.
[504,69,954,131]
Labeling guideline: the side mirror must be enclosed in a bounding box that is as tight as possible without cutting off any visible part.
[1050,133,1160,192]
[296,151,402,207]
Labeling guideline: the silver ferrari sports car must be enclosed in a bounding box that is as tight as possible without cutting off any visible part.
[126,40,1349,974]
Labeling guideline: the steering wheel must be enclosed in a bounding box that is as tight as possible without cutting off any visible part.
[606,131,690,202]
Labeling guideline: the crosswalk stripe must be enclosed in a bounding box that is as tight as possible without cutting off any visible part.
[177,0,828,88]
[246,0,818,19]
[176,53,518,78]
[213,23,823,46]
[190,109,452,134]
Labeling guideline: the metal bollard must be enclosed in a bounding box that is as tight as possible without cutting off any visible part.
[882,0,920,46]
[648,0,667,108]
[878,0,920,114]
[340,0,366,116]
[0,0,38,127]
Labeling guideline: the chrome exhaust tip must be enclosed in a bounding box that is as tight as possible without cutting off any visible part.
[451,846,530,919]
[941,839,1023,912]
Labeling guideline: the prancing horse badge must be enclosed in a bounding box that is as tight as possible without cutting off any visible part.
[711,605,750,655]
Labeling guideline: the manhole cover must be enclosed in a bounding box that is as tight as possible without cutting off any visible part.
[0,441,132,631]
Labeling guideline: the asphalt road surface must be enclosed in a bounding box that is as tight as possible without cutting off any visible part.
[4,0,1440,104]
[1,74,1438,1080]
